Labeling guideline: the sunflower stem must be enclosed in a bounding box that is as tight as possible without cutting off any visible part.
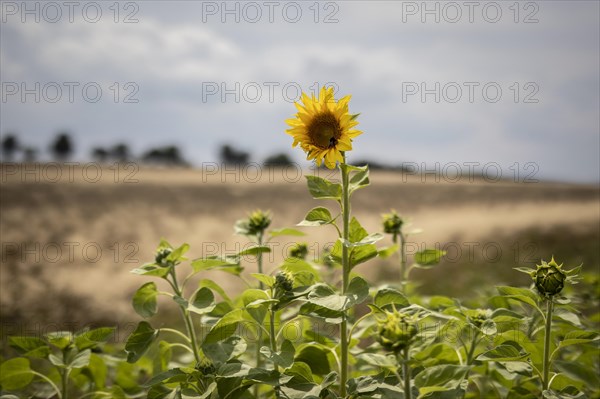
[400,346,411,399]
[542,299,554,391]
[340,158,351,398]
[168,269,202,365]
[255,232,265,398]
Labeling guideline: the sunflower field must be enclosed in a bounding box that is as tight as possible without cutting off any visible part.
[1,88,599,399]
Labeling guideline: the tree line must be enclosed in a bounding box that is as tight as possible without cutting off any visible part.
[0,133,299,167]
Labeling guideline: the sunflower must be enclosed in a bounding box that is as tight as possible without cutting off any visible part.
[285,86,362,169]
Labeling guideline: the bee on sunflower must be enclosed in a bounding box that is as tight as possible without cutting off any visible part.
[285,86,362,169]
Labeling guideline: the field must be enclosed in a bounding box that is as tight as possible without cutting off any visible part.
[1,164,598,332]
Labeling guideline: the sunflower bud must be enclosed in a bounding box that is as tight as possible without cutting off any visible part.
[534,258,567,298]
[376,308,417,353]
[274,271,294,294]
[196,357,216,375]
[155,247,173,268]
[466,308,493,329]
[289,243,308,260]
[382,211,403,235]
[235,210,272,237]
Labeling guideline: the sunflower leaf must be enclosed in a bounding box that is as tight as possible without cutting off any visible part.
[298,207,334,227]
[306,176,342,200]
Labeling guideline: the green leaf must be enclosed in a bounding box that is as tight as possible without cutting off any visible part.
[125,321,158,363]
[555,330,599,352]
[270,228,306,237]
[132,282,159,318]
[250,273,276,288]
[413,343,461,367]
[374,288,410,309]
[199,279,232,304]
[295,345,331,375]
[298,207,334,227]
[307,277,369,312]
[350,244,378,269]
[130,263,171,278]
[8,336,50,358]
[202,335,247,364]
[166,242,189,263]
[46,331,73,349]
[496,286,539,301]
[261,339,295,368]
[285,362,315,383]
[348,217,369,243]
[74,327,116,350]
[306,175,342,200]
[69,349,91,368]
[241,289,269,324]
[554,360,600,388]
[377,244,399,259]
[495,286,543,314]
[237,245,271,257]
[347,164,370,193]
[191,256,242,275]
[0,358,33,390]
[188,287,216,315]
[281,258,320,282]
[203,309,244,344]
[476,344,529,362]
[415,249,446,266]
[414,364,470,390]
[357,352,397,368]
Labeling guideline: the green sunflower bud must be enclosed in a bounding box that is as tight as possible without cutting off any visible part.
[155,247,173,267]
[196,357,216,375]
[376,308,417,353]
[235,210,272,237]
[289,243,309,260]
[382,210,403,235]
[466,308,493,329]
[534,258,567,298]
[274,271,294,294]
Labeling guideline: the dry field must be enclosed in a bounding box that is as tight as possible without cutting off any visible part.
[1,164,599,337]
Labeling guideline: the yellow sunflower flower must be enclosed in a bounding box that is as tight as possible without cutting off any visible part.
[285,86,362,169]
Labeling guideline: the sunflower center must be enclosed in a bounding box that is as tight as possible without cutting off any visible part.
[307,112,341,149]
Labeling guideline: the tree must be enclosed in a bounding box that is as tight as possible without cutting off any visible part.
[92,147,109,163]
[220,144,249,165]
[111,143,130,162]
[142,145,187,166]
[51,133,73,161]
[1,134,19,161]
[22,147,37,163]
[264,153,294,167]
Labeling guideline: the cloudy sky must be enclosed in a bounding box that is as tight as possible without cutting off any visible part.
[1,1,599,182]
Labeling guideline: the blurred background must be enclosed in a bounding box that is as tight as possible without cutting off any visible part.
[1,1,599,338]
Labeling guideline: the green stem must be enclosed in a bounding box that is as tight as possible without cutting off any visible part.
[255,232,265,398]
[399,231,407,283]
[61,368,69,399]
[401,346,411,399]
[466,331,480,365]
[340,159,351,398]
[168,270,202,365]
[270,307,277,355]
[543,299,554,391]
[160,327,193,343]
